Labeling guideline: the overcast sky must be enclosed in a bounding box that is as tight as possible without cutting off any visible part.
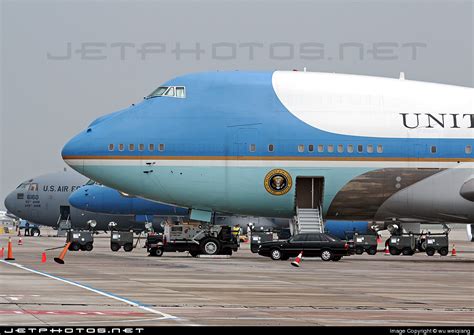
[1,0,472,210]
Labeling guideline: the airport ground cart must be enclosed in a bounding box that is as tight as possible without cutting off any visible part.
[110,231,134,252]
[424,233,449,256]
[353,233,378,255]
[387,234,416,255]
[146,223,239,257]
[66,230,94,251]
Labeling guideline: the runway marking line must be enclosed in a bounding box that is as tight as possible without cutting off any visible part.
[0,310,146,316]
[0,260,200,326]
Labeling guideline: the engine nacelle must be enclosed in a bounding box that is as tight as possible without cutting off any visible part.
[324,220,372,239]
[460,178,474,202]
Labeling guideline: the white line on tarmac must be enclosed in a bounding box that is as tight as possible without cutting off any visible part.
[0,260,201,326]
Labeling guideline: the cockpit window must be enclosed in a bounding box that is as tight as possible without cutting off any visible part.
[148,86,168,98]
[165,87,175,96]
[146,86,185,99]
[176,87,185,98]
[85,179,98,186]
[17,183,30,189]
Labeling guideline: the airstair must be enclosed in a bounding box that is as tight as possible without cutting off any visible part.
[296,207,323,233]
[56,215,71,237]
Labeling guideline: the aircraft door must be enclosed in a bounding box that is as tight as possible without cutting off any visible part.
[296,177,324,209]
[60,205,70,220]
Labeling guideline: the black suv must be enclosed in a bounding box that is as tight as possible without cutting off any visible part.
[258,232,353,261]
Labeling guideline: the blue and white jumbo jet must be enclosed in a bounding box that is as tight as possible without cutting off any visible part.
[62,71,474,227]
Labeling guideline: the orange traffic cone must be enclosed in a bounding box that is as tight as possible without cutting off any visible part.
[0,247,4,258]
[54,242,71,264]
[18,237,23,246]
[41,252,47,263]
[451,244,457,256]
[384,245,390,255]
[291,251,303,267]
[5,237,15,261]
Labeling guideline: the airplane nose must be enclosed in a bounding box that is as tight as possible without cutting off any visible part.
[68,189,90,210]
[61,131,92,174]
[4,192,17,213]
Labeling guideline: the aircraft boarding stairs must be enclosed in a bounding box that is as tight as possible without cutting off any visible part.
[56,215,71,237]
[295,207,324,234]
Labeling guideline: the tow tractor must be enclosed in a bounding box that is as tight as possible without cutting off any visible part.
[66,230,94,251]
[146,222,239,257]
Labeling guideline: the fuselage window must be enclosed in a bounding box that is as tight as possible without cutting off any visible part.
[347,144,354,153]
[129,144,135,151]
[149,144,155,151]
[465,145,472,154]
[108,144,114,151]
[328,145,334,153]
[249,144,256,152]
[337,144,344,153]
[357,144,363,153]
[317,145,324,153]
[118,144,124,151]
[298,145,305,153]
[139,144,145,151]
[431,145,437,154]
[159,144,165,152]
[308,144,314,152]
[377,145,383,153]
[367,144,374,153]
[176,87,186,98]
[268,144,274,152]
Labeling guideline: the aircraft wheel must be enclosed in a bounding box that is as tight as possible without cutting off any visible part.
[30,228,40,237]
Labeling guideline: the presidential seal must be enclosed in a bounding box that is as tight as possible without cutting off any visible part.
[264,169,292,195]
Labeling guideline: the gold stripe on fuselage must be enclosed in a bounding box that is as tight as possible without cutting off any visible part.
[62,155,474,163]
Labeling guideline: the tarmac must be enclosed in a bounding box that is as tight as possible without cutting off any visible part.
[0,228,473,326]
